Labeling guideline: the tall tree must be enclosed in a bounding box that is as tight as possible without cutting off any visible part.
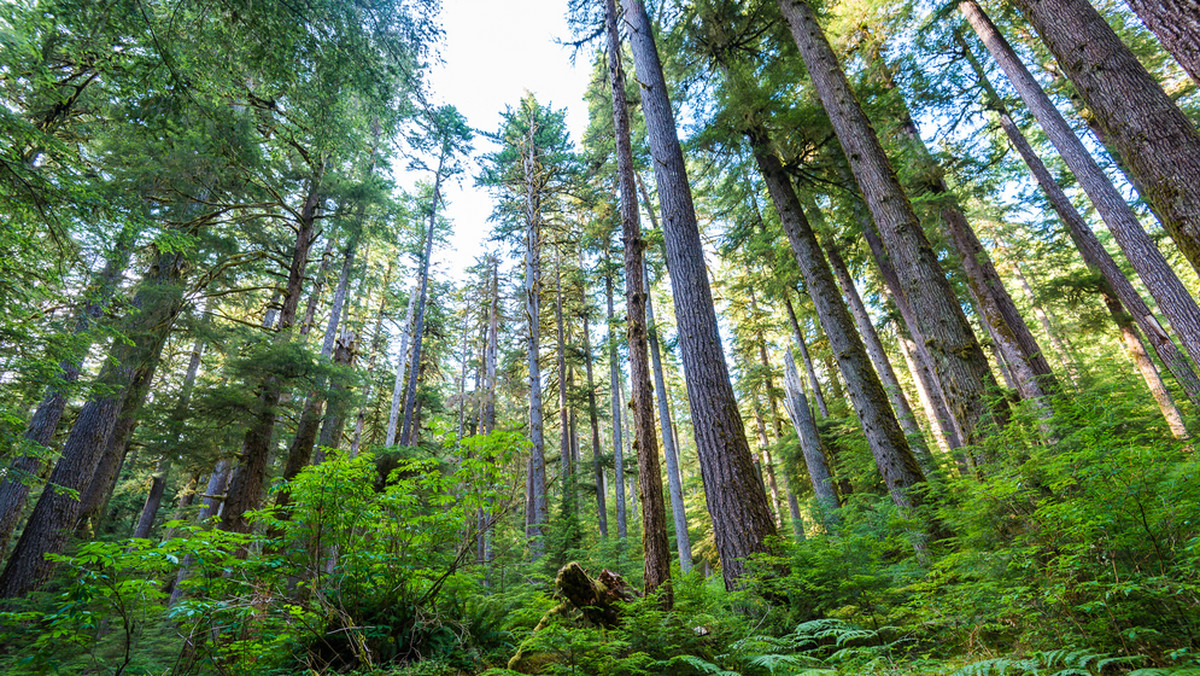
[1004,0,1200,275]
[777,0,1008,446]
[604,0,672,597]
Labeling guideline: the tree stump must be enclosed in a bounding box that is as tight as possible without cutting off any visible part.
[507,562,640,672]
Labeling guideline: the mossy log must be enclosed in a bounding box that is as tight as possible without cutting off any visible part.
[507,562,640,672]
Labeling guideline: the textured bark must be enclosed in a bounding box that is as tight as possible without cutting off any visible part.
[1106,294,1190,439]
[523,135,548,558]
[783,294,829,418]
[221,176,321,535]
[955,16,1200,410]
[754,141,930,517]
[778,0,1007,445]
[805,199,932,467]
[645,262,692,571]
[837,160,967,453]
[750,399,784,529]
[400,157,445,446]
[0,223,137,558]
[1124,0,1200,86]
[315,331,356,458]
[605,270,628,540]
[868,45,1058,410]
[625,0,777,588]
[605,0,671,597]
[783,350,840,519]
[1003,0,1200,275]
[0,249,186,598]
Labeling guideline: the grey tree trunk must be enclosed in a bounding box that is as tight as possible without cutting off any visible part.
[1001,0,1200,274]
[1123,0,1200,86]
[522,134,548,558]
[169,458,231,606]
[605,269,628,540]
[783,350,840,523]
[554,249,572,493]
[645,261,692,572]
[581,298,608,538]
[778,0,1008,446]
[804,198,932,468]
[400,156,446,446]
[783,294,829,418]
[625,0,776,587]
[387,278,421,447]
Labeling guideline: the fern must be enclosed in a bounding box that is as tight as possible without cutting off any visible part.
[673,654,743,676]
[952,649,1155,676]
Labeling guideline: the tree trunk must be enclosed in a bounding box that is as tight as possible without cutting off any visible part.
[605,269,628,540]
[805,199,932,467]
[954,20,1200,411]
[351,265,393,456]
[0,223,137,558]
[1123,0,1200,86]
[386,278,420,447]
[645,261,692,571]
[1001,0,1200,274]
[523,138,548,558]
[400,156,446,446]
[783,350,840,522]
[753,139,932,521]
[626,0,776,587]
[581,294,608,539]
[554,248,573,494]
[132,336,205,541]
[221,174,322,535]
[0,249,187,598]
[778,0,1008,446]
[961,0,1200,380]
[169,458,231,606]
[783,294,829,418]
[605,0,672,597]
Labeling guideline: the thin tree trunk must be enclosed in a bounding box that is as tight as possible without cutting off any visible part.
[555,249,572,495]
[1000,0,1200,274]
[805,199,933,467]
[783,350,840,523]
[645,261,692,572]
[523,135,548,558]
[169,458,231,606]
[400,155,446,446]
[961,0,1200,374]
[606,0,672,597]
[778,0,1008,446]
[132,336,204,541]
[351,265,393,456]
[581,297,608,538]
[299,236,337,338]
[386,278,420,447]
[605,269,628,540]
[783,294,829,418]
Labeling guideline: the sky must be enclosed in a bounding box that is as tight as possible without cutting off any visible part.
[397,0,593,281]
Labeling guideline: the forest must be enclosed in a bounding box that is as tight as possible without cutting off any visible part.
[1,0,1200,673]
